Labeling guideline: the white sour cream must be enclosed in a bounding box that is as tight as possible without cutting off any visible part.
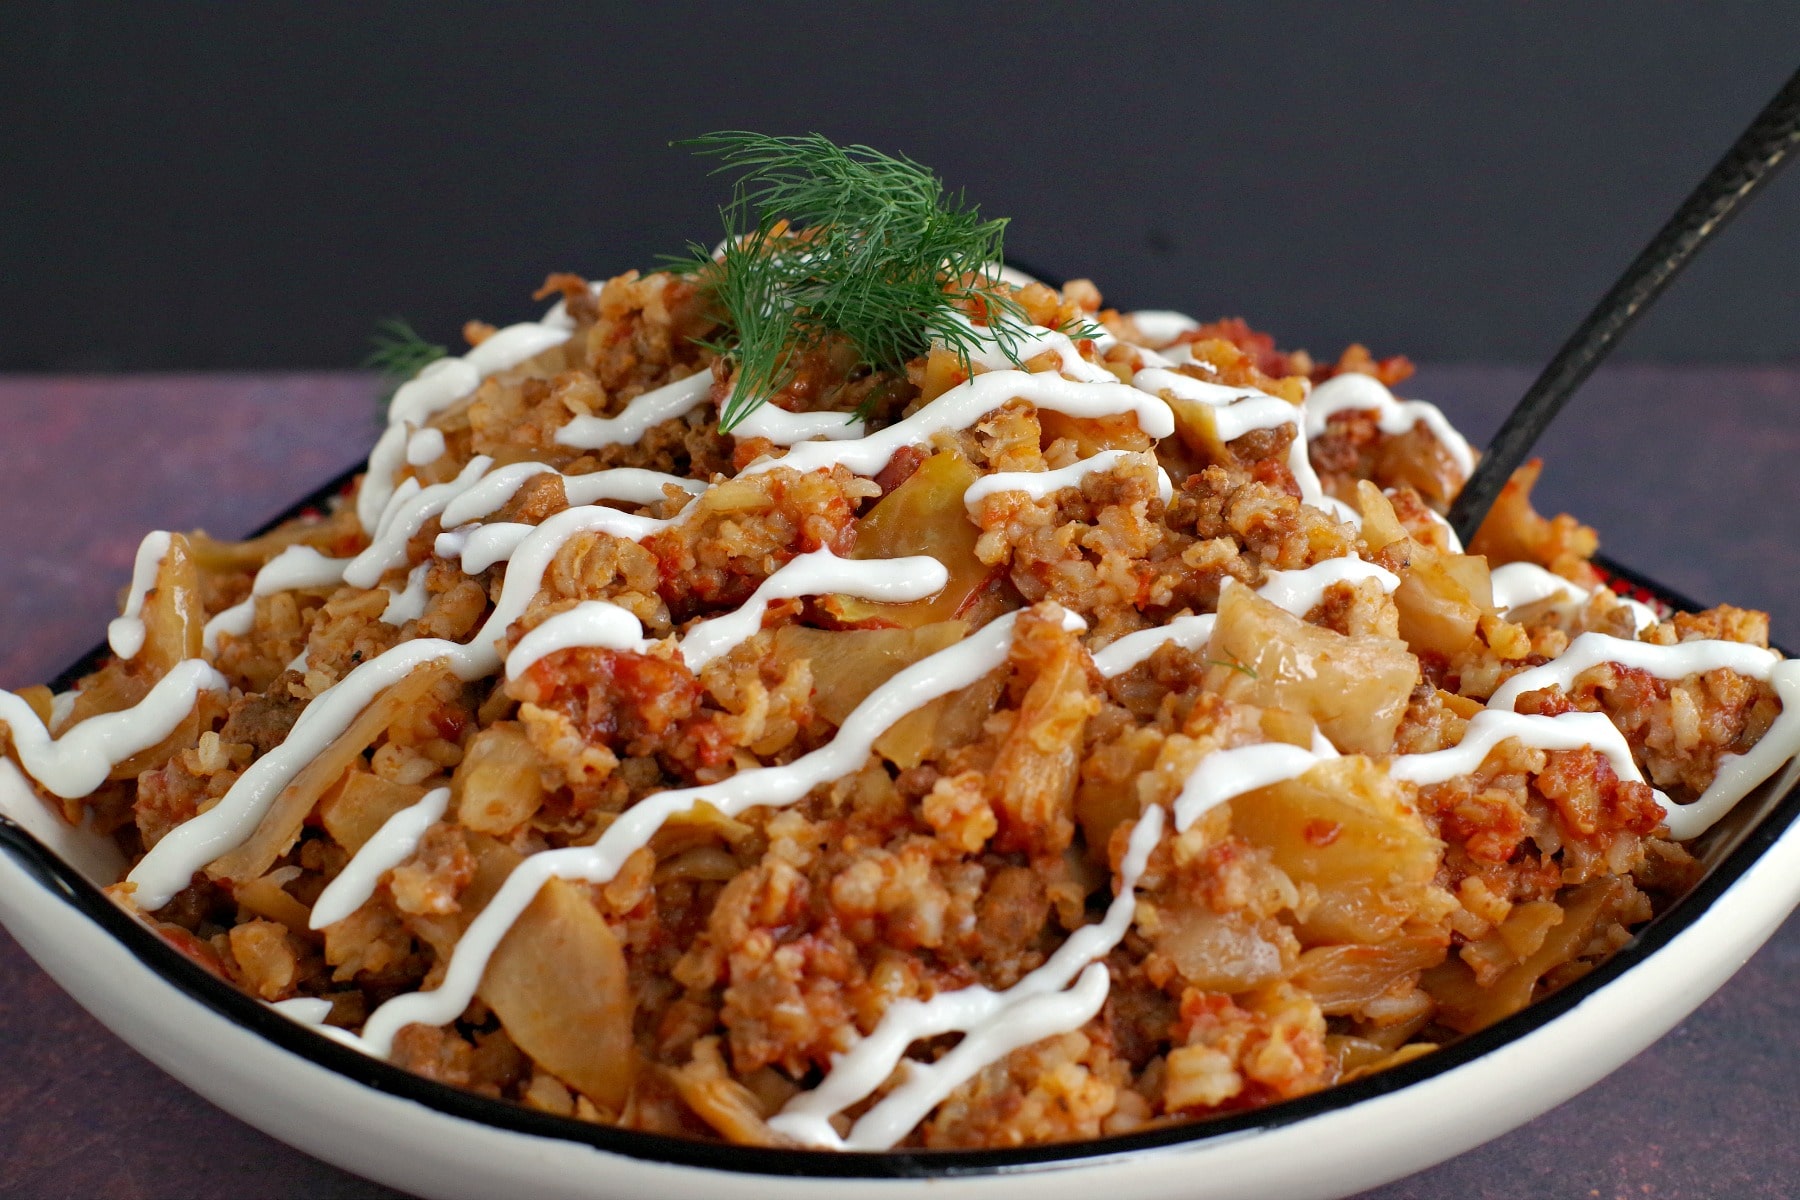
[770,803,1165,1150]
[309,786,451,928]
[107,531,174,660]
[0,660,227,799]
[963,449,1174,510]
[205,545,354,651]
[1303,373,1476,481]
[554,371,715,450]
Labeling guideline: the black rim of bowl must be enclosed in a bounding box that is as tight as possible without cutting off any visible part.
[4,457,1798,1180]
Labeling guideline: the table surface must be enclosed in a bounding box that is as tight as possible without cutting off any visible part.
[0,366,1796,1199]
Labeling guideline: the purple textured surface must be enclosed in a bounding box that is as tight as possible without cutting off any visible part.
[0,368,1795,1199]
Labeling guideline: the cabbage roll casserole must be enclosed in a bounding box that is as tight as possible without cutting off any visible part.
[4,134,1797,1152]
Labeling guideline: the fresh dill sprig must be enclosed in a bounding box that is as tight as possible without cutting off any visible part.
[365,318,446,413]
[1204,657,1259,680]
[669,131,1053,431]
[1052,315,1107,345]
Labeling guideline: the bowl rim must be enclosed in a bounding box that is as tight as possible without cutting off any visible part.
[4,461,1796,1180]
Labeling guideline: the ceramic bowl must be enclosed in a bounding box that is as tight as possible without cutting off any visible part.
[3,467,1798,1199]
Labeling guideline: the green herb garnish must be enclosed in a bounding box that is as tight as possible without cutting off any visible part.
[1204,658,1259,680]
[671,131,1068,432]
[365,318,446,412]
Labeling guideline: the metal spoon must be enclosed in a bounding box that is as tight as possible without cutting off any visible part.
[1447,65,1800,545]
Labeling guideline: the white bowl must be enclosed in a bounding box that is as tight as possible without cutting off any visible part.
[5,562,1800,1200]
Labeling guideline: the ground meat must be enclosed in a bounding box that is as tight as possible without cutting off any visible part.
[218,687,306,755]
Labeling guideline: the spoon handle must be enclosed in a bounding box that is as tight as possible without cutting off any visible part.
[1447,66,1800,544]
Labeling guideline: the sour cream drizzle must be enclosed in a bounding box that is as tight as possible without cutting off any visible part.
[345,456,495,589]
[270,996,334,1023]
[958,316,1117,385]
[1092,613,1218,678]
[1091,560,1401,679]
[1489,562,1658,632]
[1416,502,1466,554]
[502,602,659,677]
[308,786,451,928]
[1126,310,1200,345]
[503,547,951,678]
[677,549,949,670]
[442,463,709,528]
[405,427,447,467]
[1485,633,1800,838]
[434,464,709,575]
[732,404,868,444]
[1304,372,1476,480]
[361,318,574,530]
[201,318,1188,932]
[130,639,466,906]
[434,523,532,575]
[963,449,1173,510]
[379,562,432,627]
[1489,562,1605,612]
[0,660,227,799]
[1133,367,1350,521]
[1163,705,1682,843]
[107,532,173,660]
[268,996,370,1051]
[1254,558,1400,616]
[770,803,1166,1150]
[1174,736,1340,832]
[742,369,1176,481]
[1391,709,1651,791]
[1108,605,1800,845]
[554,371,715,450]
[205,546,355,651]
[1489,632,1781,712]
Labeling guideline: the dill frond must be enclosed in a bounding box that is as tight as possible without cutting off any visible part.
[1053,314,1108,343]
[365,318,446,413]
[670,132,1047,431]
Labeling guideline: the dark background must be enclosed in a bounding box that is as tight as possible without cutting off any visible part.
[4,2,1798,372]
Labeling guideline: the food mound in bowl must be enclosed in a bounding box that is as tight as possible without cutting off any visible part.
[3,135,1799,1152]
